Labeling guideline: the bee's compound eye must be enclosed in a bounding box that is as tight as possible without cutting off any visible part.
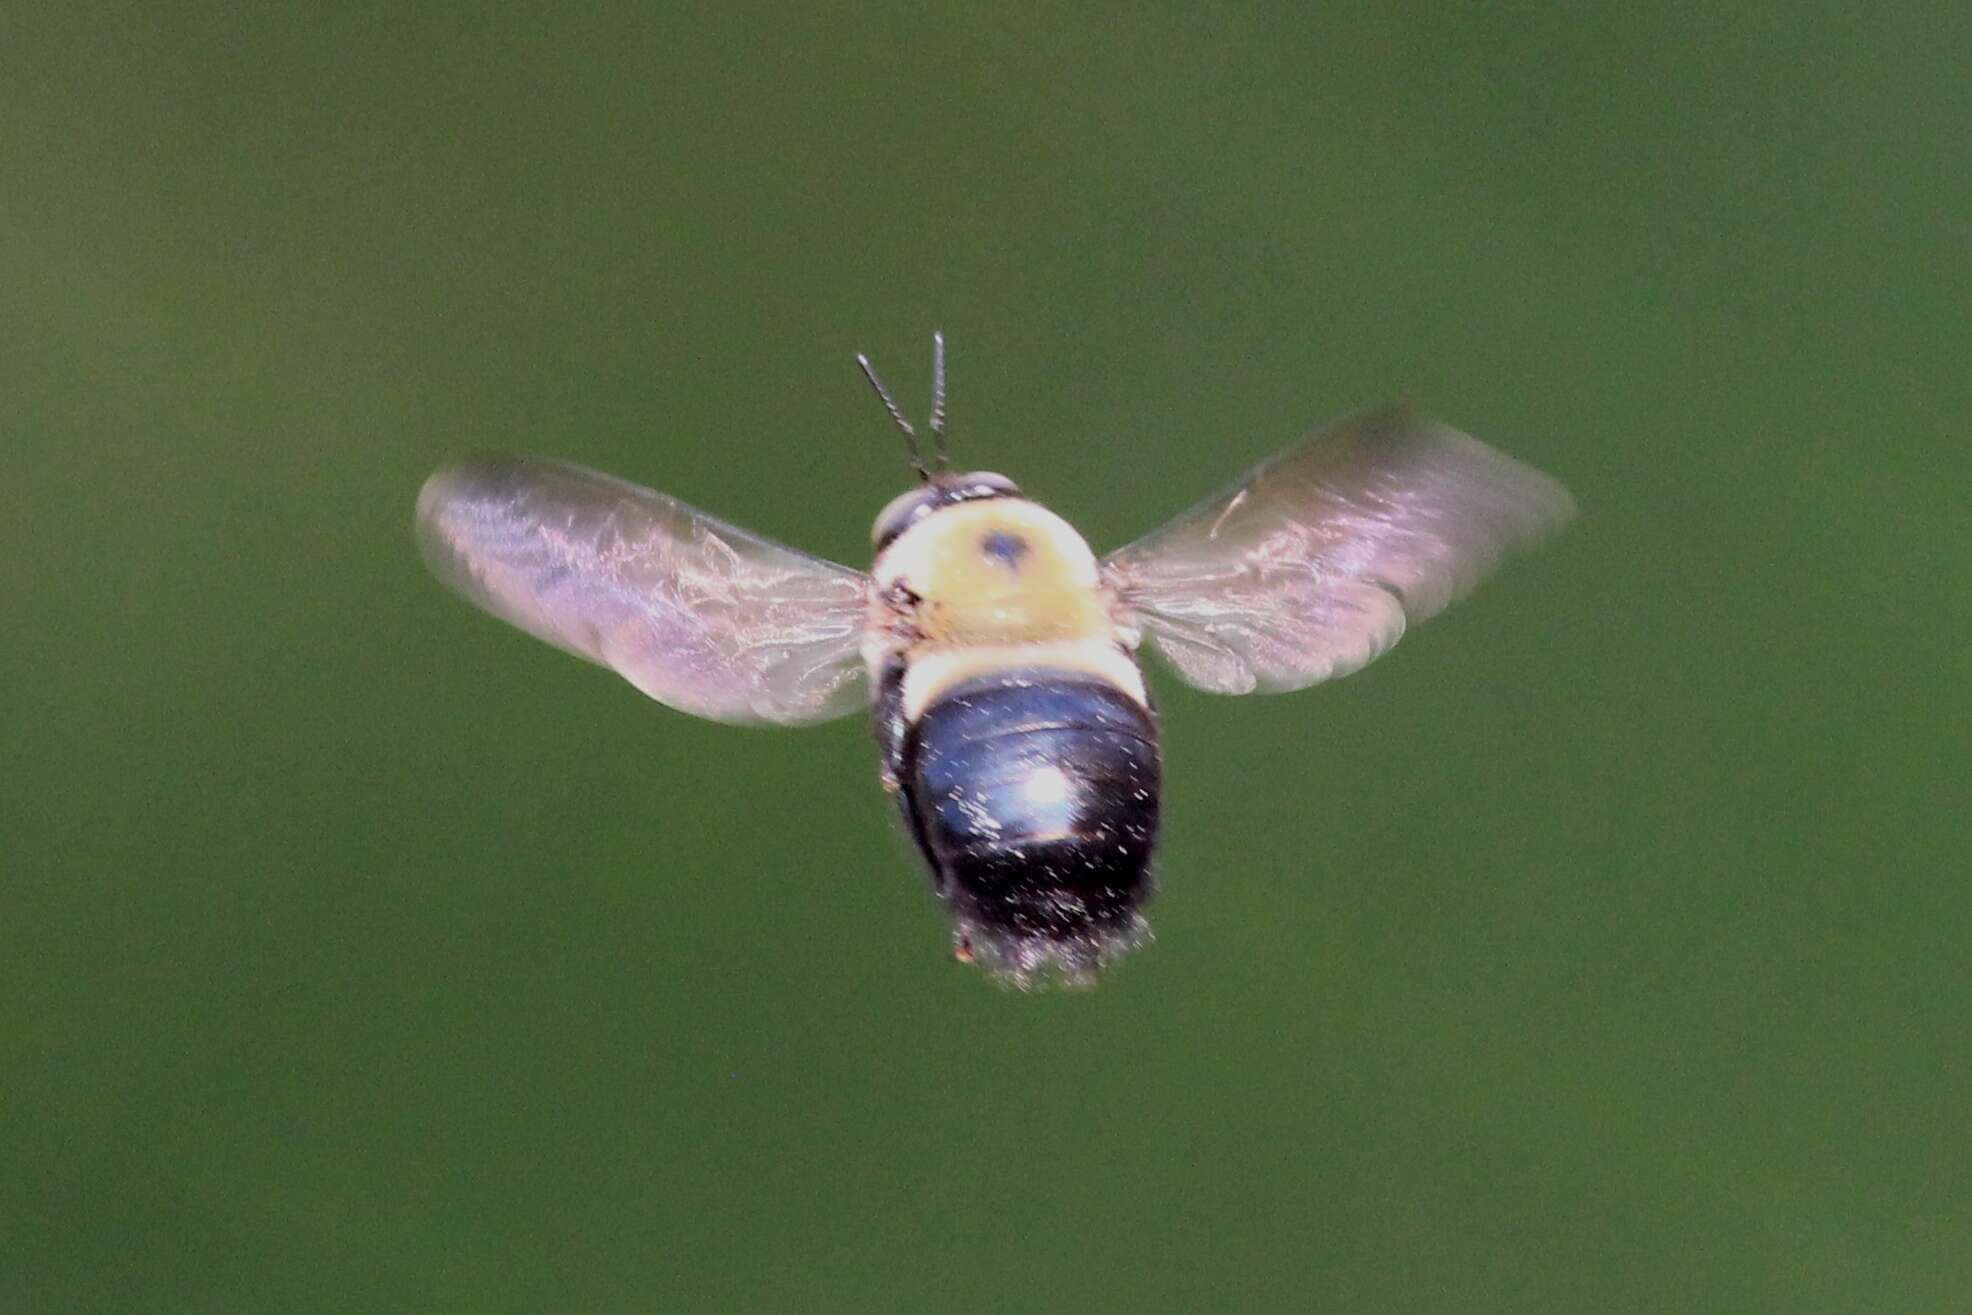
[955,472,1020,499]
[872,487,942,549]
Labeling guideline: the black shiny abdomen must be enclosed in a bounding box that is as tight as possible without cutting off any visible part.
[893,668,1161,977]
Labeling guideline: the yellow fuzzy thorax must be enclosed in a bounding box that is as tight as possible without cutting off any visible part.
[876,498,1111,646]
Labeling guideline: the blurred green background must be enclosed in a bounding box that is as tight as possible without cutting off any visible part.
[5,3,1967,1311]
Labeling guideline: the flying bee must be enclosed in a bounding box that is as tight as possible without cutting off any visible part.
[416,335,1574,987]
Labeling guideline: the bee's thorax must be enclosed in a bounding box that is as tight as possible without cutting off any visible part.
[871,498,1110,647]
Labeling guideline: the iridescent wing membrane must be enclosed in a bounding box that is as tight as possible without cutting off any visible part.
[1103,406,1575,695]
[417,458,870,725]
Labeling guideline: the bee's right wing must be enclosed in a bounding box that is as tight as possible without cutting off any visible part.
[1102,406,1574,695]
[416,457,872,726]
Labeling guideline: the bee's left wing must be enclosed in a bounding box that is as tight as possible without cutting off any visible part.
[1102,406,1574,695]
[417,457,871,725]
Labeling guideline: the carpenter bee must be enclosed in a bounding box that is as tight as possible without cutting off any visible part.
[416,335,1573,986]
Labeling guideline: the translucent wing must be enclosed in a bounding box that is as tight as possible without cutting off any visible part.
[416,457,871,725]
[1103,406,1575,695]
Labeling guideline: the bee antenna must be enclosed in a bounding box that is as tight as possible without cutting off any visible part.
[928,331,949,470]
[856,351,927,481]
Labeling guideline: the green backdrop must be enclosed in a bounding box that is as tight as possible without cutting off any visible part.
[5,3,1967,1311]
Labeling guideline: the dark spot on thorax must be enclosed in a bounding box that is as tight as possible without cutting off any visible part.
[979,530,1030,571]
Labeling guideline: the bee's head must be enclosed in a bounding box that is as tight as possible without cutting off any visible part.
[859,331,1029,547]
[870,470,1021,551]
